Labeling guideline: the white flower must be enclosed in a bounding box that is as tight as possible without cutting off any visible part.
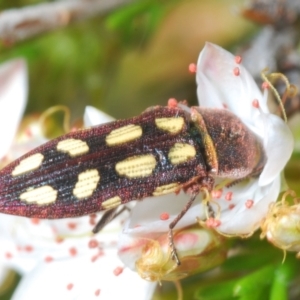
[1,210,156,300]
[118,42,293,276]
[0,58,27,287]
[196,42,293,235]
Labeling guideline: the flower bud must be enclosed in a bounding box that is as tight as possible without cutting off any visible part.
[131,226,228,282]
[261,191,300,256]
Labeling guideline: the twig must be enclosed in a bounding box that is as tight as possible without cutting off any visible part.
[0,0,131,44]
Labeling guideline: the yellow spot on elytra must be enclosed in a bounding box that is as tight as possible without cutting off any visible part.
[115,154,157,178]
[57,139,89,157]
[102,196,122,210]
[153,183,180,196]
[12,153,44,176]
[106,124,142,146]
[73,169,100,199]
[168,143,196,165]
[20,185,57,205]
[155,117,184,134]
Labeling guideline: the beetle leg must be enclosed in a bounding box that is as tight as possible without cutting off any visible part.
[168,192,198,265]
[93,206,130,233]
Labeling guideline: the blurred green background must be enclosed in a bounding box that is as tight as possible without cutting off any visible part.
[0,0,255,120]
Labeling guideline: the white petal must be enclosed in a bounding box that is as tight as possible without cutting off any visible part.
[196,73,224,108]
[0,59,27,159]
[258,114,294,186]
[11,253,156,300]
[215,175,280,235]
[126,193,206,234]
[84,106,114,127]
[0,209,131,274]
[196,43,268,125]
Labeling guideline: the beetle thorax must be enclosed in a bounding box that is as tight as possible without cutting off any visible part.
[191,107,266,180]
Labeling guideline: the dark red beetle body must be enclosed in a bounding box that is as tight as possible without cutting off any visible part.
[0,104,265,219]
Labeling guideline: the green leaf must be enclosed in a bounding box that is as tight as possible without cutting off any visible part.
[270,257,299,300]
[233,265,275,298]
[222,252,275,272]
[195,279,237,300]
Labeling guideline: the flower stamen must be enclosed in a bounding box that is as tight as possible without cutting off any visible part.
[233,67,240,76]
[188,63,197,73]
[39,105,71,137]
[261,70,297,123]
[252,99,260,108]
[235,55,242,64]
[160,212,170,221]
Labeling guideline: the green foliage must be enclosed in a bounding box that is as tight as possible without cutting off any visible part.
[105,0,169,46]
[153,235,300,300]
[0,0,254,120]
[0,271,21,300]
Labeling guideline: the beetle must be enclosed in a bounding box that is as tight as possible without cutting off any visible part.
[0,101,266,265]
